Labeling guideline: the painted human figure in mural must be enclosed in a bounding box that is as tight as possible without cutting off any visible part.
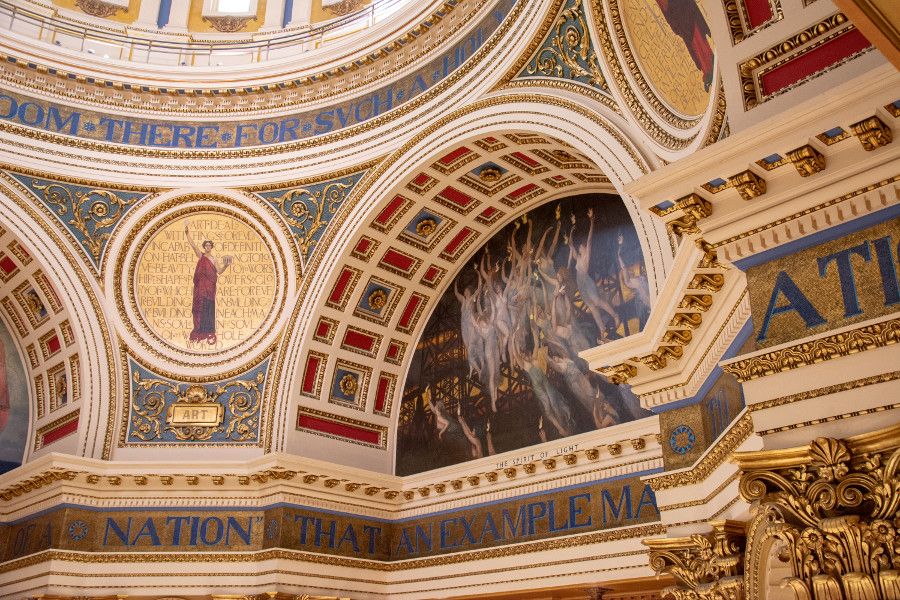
[654,0,714,91]
[396,195,654,475]
[185,222,233,345]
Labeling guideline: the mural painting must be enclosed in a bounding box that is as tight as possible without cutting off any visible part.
[0,318,28,474]
[135,213,277,353]
[621,0,714,116]
[397,194,651,475]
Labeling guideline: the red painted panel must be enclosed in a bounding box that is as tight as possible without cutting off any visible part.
[381,248,415,271]
[507,183,538,199]
[744,0,773,29]
[297,414,381,445]
[480,206,498,218]
[511,151,541,167]
[42,417,78,446]
[374,195,407,226]
[412,173,432,186]
[398,294,423,330]
[423,265,439,282]
[0,256,16,275]
[439,186,474,208]
[328,268,353,304]
[355,238,372,254]
[374,375,390,412]
[315,320,332,338]
[301,355,321,394]
[46,334,61,355]
[343,328,377,352]
[443,227,474,256]
[437,146,471,165]
[386,342,400,360]
[760,29,871,97]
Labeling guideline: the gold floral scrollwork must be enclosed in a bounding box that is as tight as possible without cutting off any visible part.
[130,371,173,442]
[645,520,746,599]
[522,0,608,92]
[130,362,264,444]
[736,425,900,600]
[30,182,139,266]
[270,181,353,260]
[202,15,256,32]
[75,0,124,18]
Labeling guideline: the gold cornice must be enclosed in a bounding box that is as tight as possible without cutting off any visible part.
[647,413,753,491]
[656,471,739,512]
[749,370,900,413]
[0,0,478,108]
[757,401,900,436]
[735,424,900,472]
[721,316,900,382]
[0,525,664,574]
[711,176,899,250]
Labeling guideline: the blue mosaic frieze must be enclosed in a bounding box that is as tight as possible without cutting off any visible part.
[516,0,609,93]
[127,357,269,445]
[9,172,147,271]
[255,170,367,265]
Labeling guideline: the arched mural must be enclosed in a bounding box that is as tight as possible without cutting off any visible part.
[0,317,28,474]
[397,194,651,475]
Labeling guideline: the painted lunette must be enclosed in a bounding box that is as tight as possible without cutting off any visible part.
[0,475,658,562]
[0,0,515,150]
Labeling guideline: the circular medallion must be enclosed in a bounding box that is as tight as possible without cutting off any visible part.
[669,424,696,455]
[134,211,277,354]
[68,520,89,542]
[620,0,714,117]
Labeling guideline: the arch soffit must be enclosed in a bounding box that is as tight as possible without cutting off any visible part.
[0,174,116,462]
[273,93,673,463]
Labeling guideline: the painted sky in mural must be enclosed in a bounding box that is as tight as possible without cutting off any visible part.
[397,194,651,475]
[0,317,28,474]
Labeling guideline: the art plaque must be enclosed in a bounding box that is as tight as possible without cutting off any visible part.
[134,212,277,353]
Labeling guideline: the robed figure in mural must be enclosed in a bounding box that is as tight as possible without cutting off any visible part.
[654,0,714,90]
[185,222,233,345]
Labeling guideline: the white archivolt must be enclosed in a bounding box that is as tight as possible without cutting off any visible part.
[0,179,116,461]
[272,92,674,469]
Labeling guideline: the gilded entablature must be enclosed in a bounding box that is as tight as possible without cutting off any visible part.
[0,0,506,117]
[123,355,269,446]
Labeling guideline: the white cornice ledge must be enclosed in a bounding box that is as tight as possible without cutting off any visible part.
[581,238,750,409]
[580,240,707,364]
[625,65,900,208]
